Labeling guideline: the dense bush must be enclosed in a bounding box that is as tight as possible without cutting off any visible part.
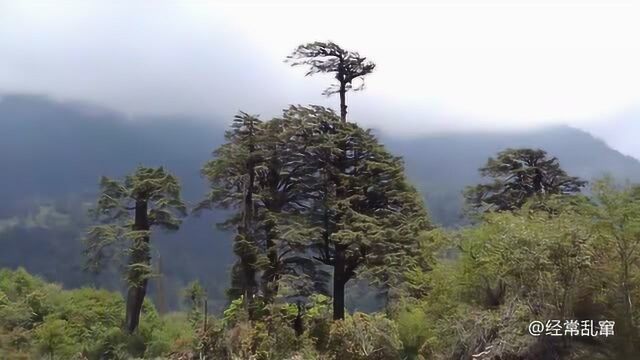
[326,312,402,360]
[401,188,640,360]
[0,268,192,359]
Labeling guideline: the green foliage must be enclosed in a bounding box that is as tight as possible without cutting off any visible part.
[34,318,76,359]
[327,312,402,360]
[253,314,301,360]
[395,261,466,359]
[402,187,640,359]
[465,148,586,213]
[6,177,640,359]
[146,313,196,357]
[394,305,429,359]
[184,294,332,359]
[0,268,194,359]
[85,165,186,333]
[200,112,265,303]
[222,295,267,327]
[85,166,187,282]
[304,294,332,320]
[439,204,596,358]
[280,105,430,318]
[588,179,640,356]
[403,228,452,298]
[192,300,317,360]
[192,319,228,359]
[201,106,429,322]
[183,280,207,325]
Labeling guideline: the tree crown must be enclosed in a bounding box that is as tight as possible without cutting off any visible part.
[286,41,376,96]
[465,148,586,213]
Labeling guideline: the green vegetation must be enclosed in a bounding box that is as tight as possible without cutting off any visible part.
[464,148,586,213]
[3,180,639,358]
[199,105,429,321]
[84,166,187,333]
[1,41,640,359]
[0,267,195,359]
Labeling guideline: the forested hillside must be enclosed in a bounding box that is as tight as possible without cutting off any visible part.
[2,93,640,313]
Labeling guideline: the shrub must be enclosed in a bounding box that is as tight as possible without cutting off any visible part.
[304,295,332,354]
[327,312,402,360]
[395,305,429,359]
[146,313,195,357]
[34,317,76,359]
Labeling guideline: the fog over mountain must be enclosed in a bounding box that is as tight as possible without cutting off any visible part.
[1,94,639,310]
[2,1,640,158]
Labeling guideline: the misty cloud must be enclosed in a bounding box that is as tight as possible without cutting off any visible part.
[1,0,639,157]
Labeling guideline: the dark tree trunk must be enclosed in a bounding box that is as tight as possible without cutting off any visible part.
[260,151,282,303]
[125,278,148,333]
[262,232,279,302]
[241,261,257,320]
[339,82,347,122]
[125,200,150,333]
[533,167,543,193]
[242,133,257,313]
[261,222,278,302]
[293,301,304,337]
[333,245,346,320]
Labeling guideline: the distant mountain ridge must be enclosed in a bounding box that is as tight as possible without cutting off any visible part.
[2,93,640,308]
[384,125,640,225]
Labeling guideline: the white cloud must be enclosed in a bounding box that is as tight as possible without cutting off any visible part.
[213,1,640,123]
[1,0,639,144]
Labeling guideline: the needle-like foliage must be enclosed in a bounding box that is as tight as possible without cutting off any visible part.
[465,148,586,213]
[291,106,430,319]
[200,106,429,321]
[85,166,186,333]
[199,112,263,306]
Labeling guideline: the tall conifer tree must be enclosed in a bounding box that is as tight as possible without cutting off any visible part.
[199,112,263,303]
[465,148,586,213]
[85,166,186,333]
[285,106,430,319]
[201,112,328,304]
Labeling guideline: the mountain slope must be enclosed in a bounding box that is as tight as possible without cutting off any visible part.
[384,127,640,225]
[2,94,639,308]
[0,95,229,310]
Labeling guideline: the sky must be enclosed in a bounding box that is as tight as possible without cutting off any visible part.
[1,0,639,157]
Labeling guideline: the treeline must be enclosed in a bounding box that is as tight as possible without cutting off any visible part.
[1,41,639,359]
